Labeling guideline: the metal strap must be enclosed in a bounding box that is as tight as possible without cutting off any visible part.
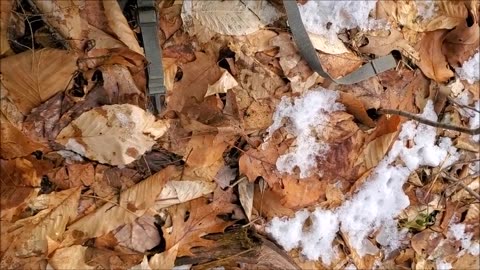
[138,0,165,113]
[283,0,397,85]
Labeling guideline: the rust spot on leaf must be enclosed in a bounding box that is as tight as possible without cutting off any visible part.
[127,202,138,212]
[95,107,108,120]
[126,147,139,158]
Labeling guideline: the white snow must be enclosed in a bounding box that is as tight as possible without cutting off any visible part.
[455,51,480,84]
[65,139,86,156]
[344,263,357,270]
[266,101,459,263]
[448,222,480,256]
[435,259,452,270]
[299,0,384,42]
[267,89,344,178]
[416,0,437,19]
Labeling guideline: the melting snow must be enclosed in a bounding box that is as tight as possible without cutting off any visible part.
[455,51,480,84]
[266,100,460,263]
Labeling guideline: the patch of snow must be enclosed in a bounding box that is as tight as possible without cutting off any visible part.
[299,0,385,42]
[267,89,344,178]
[57,150,84,163]
[65,139,86,156]
[344,263,357,270]
[448,222,479,256]
[435,259,452,270]
[455,51,480,84]
[266,101,460,262]
[416,0,437,19]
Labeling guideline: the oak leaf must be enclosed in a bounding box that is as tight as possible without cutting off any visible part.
[416,30,454,82]
[442,21,480,67]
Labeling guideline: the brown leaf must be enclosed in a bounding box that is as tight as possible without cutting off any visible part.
[359,29,419,61]
[416,30,454,82]
[56,104,169,166]
[114,215,160,253]
[49,245,94,270]
[442,21,480,67]
[0,49,78,115]
[103,0,144,56]
[163,196,236,257]
[62,166,178,244]
[317,51,363,79]
[167,52,223,112]
[0,0,13,57]
[338,92,376,128]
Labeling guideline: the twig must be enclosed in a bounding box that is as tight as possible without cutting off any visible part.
[448,96,480,114]
[377,108,480,135]
[441,173,480,201]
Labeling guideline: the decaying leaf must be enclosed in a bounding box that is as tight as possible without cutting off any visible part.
[205,69,239,97]
[442,21,480,67]
[1,188,81,269]
[56,104,169,166]
[49,245,94,270]
[182,0,280,36]
[416,30,454,82]
[62,166,178,244]
[153,179,216,210]
[114,215,160,253]
[163,196,236,257]
[238,179,254,221]
[0,0,13,57]
[359,29,419,61]
[0,49,78,115]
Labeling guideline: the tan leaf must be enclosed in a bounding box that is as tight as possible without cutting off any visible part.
[359,29,419,61]
[153,180,216,210]
[32,0,88,50]
[416,30,454,82]
[317,51,363,79]
[148,243,178,270]
[356,132,398,171]
[163,58,178,92]
[309,32,349,55]
[338,92,376,128]
[164,197,236,257]
[185,134,229,168]
[0,112,49,159]
[49,245,94,270]
[1,187,81,268]
[103,0,144,56]
[167,52,223,112]
[114,215,160,253]
[238,179,254,221]
[0,0,13,57]
[0,49,78,114]
[442,21,480,67]
[63,166,177,243]
[56,104,170,166]
[182,0,280,36]
[205,69,239,97]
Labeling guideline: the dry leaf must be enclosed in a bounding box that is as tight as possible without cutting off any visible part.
[442,21,480,67]
[205,69,239,97]
[416,30,454,82]
[168,52,223,112]
[1,188,81,269]
[309,32,349,55]
[164,197,236,257]
[49,245,94,270]
[148,244,178,270]
[238,179,254,221]
[360,29,419,61]
[153,180,216,210]
[0,0,13,57]
[356,132,398,171]
[114,215,160,253]
[56,104,169,166]
[338,92,376,128]
[32,0,88,50]
[0,49,78,115]
[182,0,280,36]
[103,0,144,56]
[62,166,177,243]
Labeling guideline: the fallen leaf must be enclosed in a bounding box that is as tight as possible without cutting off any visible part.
[103,0,144,56]
[416,30,454,82]
[148,243,178,270]
[238,179,254,221]
[1,188,81,268]
[0,49,78,115]
[49,245,94,270]
[355,131,399,172]
[309,32,349,55]
[62,166,178,244]
[114,215,160,253]
[182,0,280,36]
[163,197,236,257]
[317,51,363,79]
[32,0,88,50]
[56,104,170,166]
[338,92,376,128]
[167,52,223,112]
[153,179,216,210]
[442,21,480,67]
[360,29,419,61]
[0,0,13,57]
[205,69,239,97]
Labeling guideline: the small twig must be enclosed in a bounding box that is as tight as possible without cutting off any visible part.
[179,148,192,180]
[378,108,480,135]
[442,173,480,201]
[448,96,480,114]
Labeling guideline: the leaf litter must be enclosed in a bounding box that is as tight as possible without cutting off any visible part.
[0,0,479,269]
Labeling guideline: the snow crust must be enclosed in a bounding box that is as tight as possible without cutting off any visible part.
[435,259,452,270]
[266,101,459,263]
[448,223,480,256]
[267,89,344,178]
[299,0,383,41]
[455,52,480,84]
